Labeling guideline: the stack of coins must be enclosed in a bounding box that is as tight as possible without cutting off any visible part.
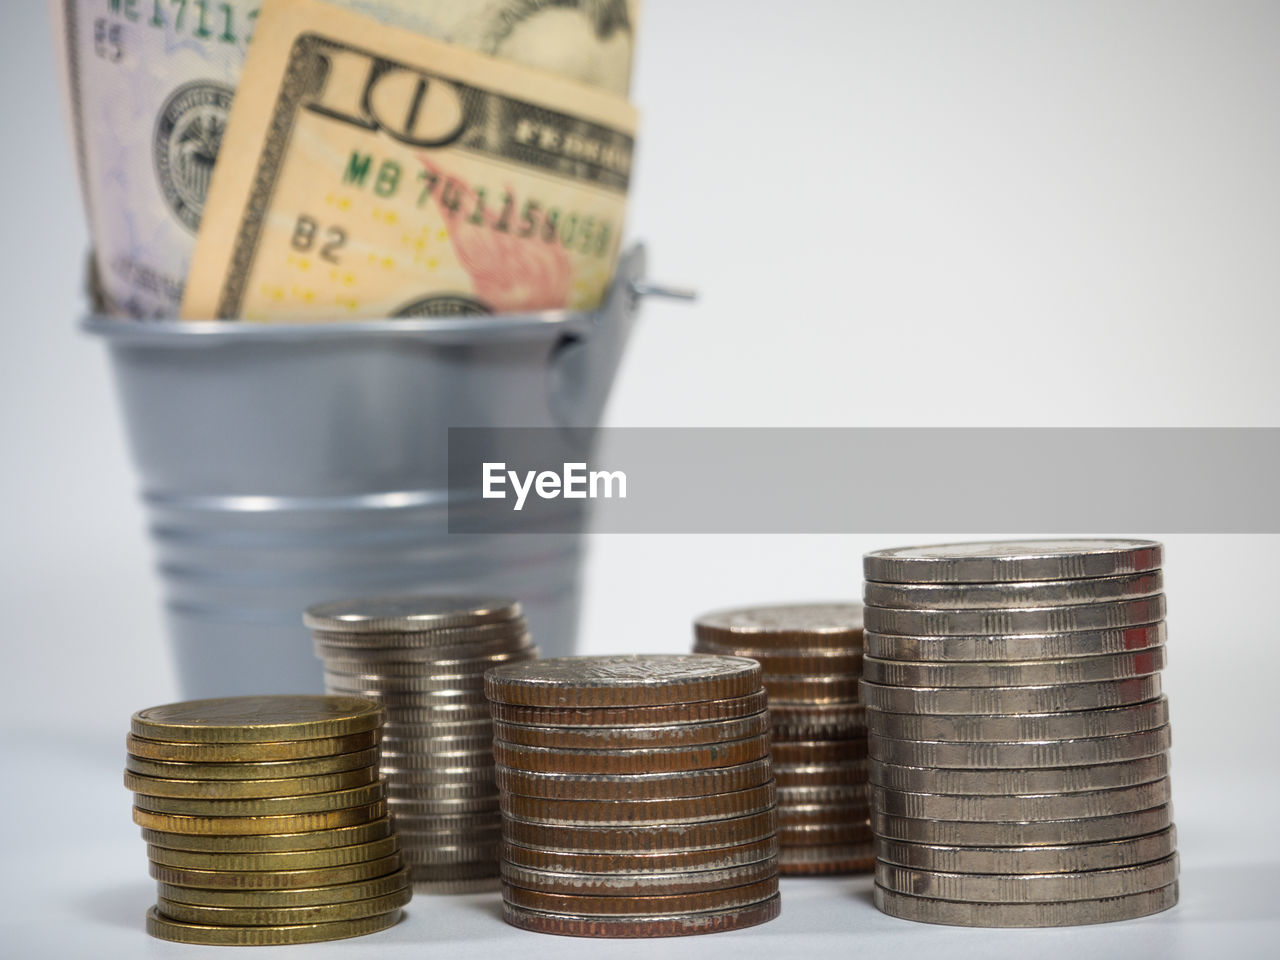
[125,695,410,946]
[484,655,781,937]
[306,596,537,892]
[860,540,1178,927]
[692,604,871,873]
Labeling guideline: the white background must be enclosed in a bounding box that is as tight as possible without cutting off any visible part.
[2,1,1278,957]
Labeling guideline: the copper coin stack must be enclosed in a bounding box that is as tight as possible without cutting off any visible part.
[861,540,1178,927]
[125,695,410,946]
[693,604,871,874]
[306,596,538,893]
[484,654,781,938]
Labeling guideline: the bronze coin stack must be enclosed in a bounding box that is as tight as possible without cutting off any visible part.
[694,604,871,874]
[861,540,1178,927]
[484,654,781,937]
[125,695,410,946]
[306,595,537,892]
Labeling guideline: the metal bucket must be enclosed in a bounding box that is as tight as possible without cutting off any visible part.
[86,245,657,698]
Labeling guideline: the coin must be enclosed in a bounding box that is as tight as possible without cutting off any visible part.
[777,822,875,846]
[125,747,382,782]
[858,675,1162,715]
[304,595,522,634]
[146,835,401,871]
[499,782,777,826]
[316,633,533,661]
[865,622,1168,664]
[502,809,779,853]
[379,733,494,755]
[864,596,1166,637]
[125,766,378,800]
[154,887,412,926]
[864,572,1163,610]
[495,758,775,800]
[770,740,868,765]
[862,648,1166,688]
[491,712,770,750]
[376,748,494,770]
[874,826,1178,874]
[401,843,502,866]
[777,842,875,875]
[872,803,1174,847]
[381,718,494,740]
[377,704,494,723]
[694,604,864,648]
[777,784,869,805]
[500,858,779,896]
[865,623,1168,663]
[485,655,763,708]
[132,696,383,743]
[141,817,395,854]
[132,781,386,817]
[501,837,780,875]
[762,675,863,704]
[386,795,500,816]
[692,647,865,676]
[148,853,404,889]
[486,691,770,727]
[126,729,380,763]
[867,725,1171,769]
[325,671,489,693]
[320,648,534,677]
[323,685,489,706]
[876,853,1179,902]
[133,800,386,835]
[769,708,867,741]
[415,877,503,895]
[778,802,870,828]
[155,866,412,907]
[867,754,1170,796]
[145,906,403,945]
[501,894,781,937]
[382,766,497,787]
[501,876,779,916]
[862,540,1164,584]
[773,761,870,789]
[866,697,1170,742]
[493,734,771,774]
[871,778,1172,822]
[872,882,1178,927]
[407,860,502,882]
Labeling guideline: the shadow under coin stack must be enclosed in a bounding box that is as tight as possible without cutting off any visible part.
[692,604,872,873]
[125,695,410,945]
[306,596,537,893]
[485,655,781,937]
[860,540,1178,927]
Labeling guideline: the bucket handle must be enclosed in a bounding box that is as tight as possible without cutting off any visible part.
[547,244,695,428]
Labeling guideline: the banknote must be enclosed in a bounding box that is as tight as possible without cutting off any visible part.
[55,0,636,317]
[180,0,636,320]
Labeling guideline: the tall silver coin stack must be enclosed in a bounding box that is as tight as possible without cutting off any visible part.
[692,604,872,873]
[860,540,1178,927]
[305,596,538,893]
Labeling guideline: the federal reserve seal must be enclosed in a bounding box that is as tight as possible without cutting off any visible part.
[153,81,234,233]
[395,295,492,318]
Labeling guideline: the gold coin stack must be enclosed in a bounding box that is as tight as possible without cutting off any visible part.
[694,604,871,874]
[485,655,781,938]
[861,540,1178,927]
[306,595,537,892]
[126,695,411,946]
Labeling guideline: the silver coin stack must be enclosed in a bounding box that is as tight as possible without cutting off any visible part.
[305,596,538,893]
[860,540,1178,927]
